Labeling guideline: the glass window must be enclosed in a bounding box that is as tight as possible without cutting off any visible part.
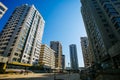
[15,53,18,56]
[115,17,120,22]
[111,0,117,1]
[0,11,2,14]
[114,2,120,5]
[104,23,109,27]
[100,0,110,5]
[108,34,115,39]
[115,22,120,29]
[13,58,17,61]
[109,12,119,17]
[0,6,5,11]
[104,4,113,9]
[108,8,117,13]
[112,17,120,23]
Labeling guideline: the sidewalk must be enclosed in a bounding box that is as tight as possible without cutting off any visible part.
[0,73,53,79]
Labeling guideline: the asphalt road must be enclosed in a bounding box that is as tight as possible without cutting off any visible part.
[0,73,80,80]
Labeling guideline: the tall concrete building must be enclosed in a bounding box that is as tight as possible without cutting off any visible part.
[69,44,78,70]
[62,55,65,69]
[0,4,45,67]
[81,37,91,68]
[0,2,8,19]
[81,0,120,68]
[50,41,62,69]
[39,44,55,69]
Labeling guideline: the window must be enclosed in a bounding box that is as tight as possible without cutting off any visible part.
[104,4,113,9]
[96,8,100,10]
[107,8,117,13]
[27,61,30,64]
[18,44,23,49]
[104,23,109,27]
[13,58,17,61]
[97,11,102,14]
[115,2,120,8]
[1,47,6,50]
[115,22,120,29]
[7,53,11,56]
[0,6,5,11]
[106,29,110,32]
[118,29,120,33]
[108,34,115,39]
[0,11,2,14]
[22,59,25,63]
[102,19,106,22]
[16,48,21,52]
[111,0,117,1]
[99,15,102,18]
[100,0,110,5]
[109,12,119,17]
[114,2,120,5]
[15,53,18,56]
[112,17,120,23]
[24,55,26,57]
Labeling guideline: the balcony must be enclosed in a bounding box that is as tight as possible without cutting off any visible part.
[0,56,8,63]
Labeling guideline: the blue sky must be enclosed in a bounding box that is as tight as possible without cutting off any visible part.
[0,0,87,67]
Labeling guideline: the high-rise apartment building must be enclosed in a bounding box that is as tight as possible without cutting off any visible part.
[69,44,78,70]
[81,0,120,68]
[0,2,8,19]
[81,37,91,68]
[62,55,65,69]
[0,4,45,66]
[39,44,55,69]
[50,41,62,69]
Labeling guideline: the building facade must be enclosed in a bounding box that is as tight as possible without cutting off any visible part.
[81,0,120,68]
[39,44,55,69]
[0,2,7,19]
[62,55,65,70]
[69,44,79,70]
[0,4,45,66]
[50,41,62,69]
[81,37,91,68]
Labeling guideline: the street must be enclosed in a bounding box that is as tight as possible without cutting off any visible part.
[0,73,80,80]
